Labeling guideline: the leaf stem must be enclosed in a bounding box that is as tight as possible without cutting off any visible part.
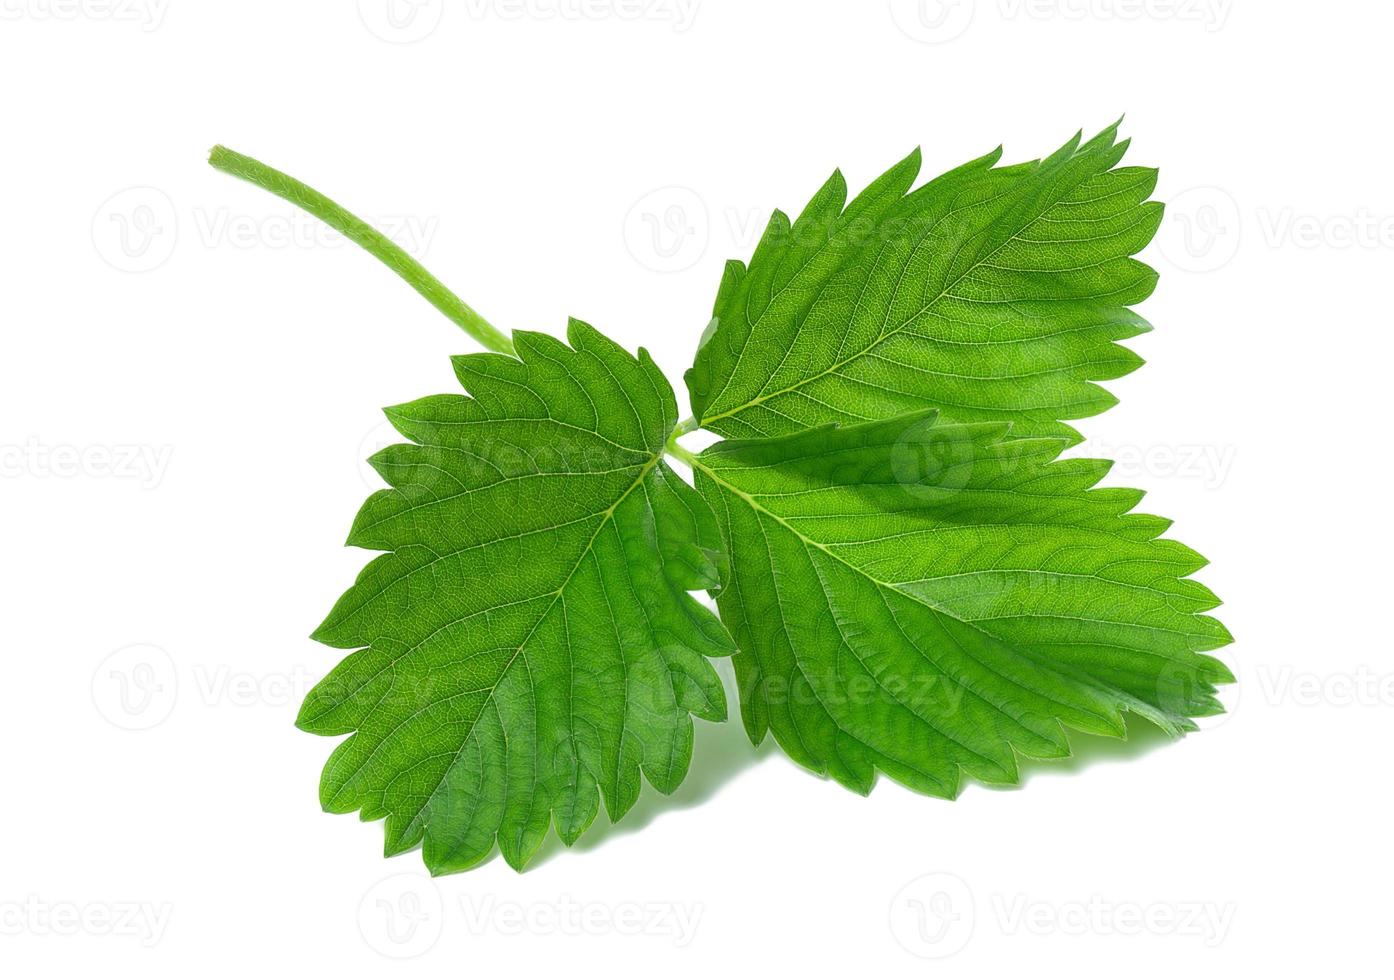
[207,145,515,356]
[664,431,701,468]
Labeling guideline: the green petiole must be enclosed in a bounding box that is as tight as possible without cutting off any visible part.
[207,146,515,357]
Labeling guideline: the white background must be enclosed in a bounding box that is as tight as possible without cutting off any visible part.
[2,0,1389,975]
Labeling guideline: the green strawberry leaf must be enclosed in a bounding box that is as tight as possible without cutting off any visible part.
[678,412,1231,796]
[297,319,734,873]
[209,127,1232,870]
[686,121,1159,443]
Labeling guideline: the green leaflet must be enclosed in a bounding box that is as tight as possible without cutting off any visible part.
[298,320,734,872]
[686,121,1158,444]
[686,413,1232,796]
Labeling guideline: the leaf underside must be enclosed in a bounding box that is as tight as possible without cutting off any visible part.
[298,320,734,873]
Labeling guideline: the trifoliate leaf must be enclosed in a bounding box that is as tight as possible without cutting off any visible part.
[297,319,734,873]
[209,131,1233,872]
[687,412,1232,796]
[686,122,1158,443]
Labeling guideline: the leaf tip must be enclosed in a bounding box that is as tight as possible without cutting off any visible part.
[499,846,532,874]
[292,699,318,733]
